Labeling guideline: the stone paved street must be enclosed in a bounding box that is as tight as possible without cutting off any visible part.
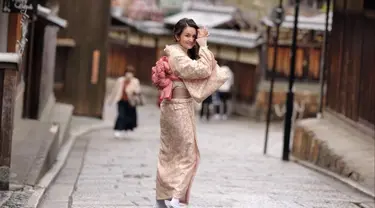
[39,104,375,208]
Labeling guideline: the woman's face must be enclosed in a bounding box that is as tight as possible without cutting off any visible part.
[125,72,134,79]
[176,26,197,50]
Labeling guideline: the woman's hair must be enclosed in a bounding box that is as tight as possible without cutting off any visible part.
[173,18,200,60]
[126,65,135,74]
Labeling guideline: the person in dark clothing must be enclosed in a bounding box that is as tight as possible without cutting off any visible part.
[200,95,212,121]
[214,65,233,120]
[108,66,141,138]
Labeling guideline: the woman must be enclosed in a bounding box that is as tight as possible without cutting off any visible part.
[108,65,141,138]
[152,18,228,208]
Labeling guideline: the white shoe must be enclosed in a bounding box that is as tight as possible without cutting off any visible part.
[165,199,180,208]
[115,130,127,138]
[114,131,122,138]
[213,114,220,120]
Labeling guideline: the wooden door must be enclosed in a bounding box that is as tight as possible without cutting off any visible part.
[57,0,111,117]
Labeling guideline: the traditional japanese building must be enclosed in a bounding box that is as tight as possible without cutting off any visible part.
[292,0,375,197]
[53,0,111,118]
[256,3,332,121]
[0,1,72,190]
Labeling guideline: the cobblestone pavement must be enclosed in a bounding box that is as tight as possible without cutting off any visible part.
[39,104,375,208]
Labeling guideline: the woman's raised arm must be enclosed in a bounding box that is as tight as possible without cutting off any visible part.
[171,37,216,80]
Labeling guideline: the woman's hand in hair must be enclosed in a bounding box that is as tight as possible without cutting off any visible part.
[197,27,209,47]
[197,27,209,38]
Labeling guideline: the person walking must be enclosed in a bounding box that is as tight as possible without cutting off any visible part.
[214,65,233,120]
[151,18,228,208]
[199,95,212,121]
[108,66,142,138]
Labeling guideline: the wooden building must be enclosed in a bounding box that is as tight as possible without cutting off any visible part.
[326,0,375,132]
[23,4,68,120]
[252,6,333,121]
[0,1,73,190]
[291,0,375,193]
[54,0,111,118]
[0,9,21,191]
[262,8,332,82]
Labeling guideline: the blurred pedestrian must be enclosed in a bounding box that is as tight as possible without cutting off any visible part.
[214,65,233,120]
[211,91,221,120]
[108,65,142,138]
[199,95,212,121]
[151,18,228,208]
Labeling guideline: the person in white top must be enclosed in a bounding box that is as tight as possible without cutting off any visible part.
[107,66,142,138]
[214,65,234,120]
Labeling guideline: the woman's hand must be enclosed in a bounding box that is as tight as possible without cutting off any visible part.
[197,27,209,38]
[196,27,209,47]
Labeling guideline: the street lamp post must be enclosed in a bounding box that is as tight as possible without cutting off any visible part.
[282,0,300,161]
[263,0,284,155]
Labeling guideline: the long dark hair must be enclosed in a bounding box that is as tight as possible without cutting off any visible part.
[173,18,200,60]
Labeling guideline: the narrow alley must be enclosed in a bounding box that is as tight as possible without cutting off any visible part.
[38,104,374,208]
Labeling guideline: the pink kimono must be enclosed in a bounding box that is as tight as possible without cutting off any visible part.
[154,43,229,205]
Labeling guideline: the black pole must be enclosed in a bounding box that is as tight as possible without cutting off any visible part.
[282,0,300,161]
[318,0,331,116]
[264,0,283,155]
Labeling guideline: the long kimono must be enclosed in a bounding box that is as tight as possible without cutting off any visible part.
[156,43,228,204]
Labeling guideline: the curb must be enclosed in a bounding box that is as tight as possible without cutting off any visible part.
[292,157,375,200]
[26,121,113,208]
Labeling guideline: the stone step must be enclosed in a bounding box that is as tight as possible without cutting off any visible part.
[11,119,59,187]
[48,103,74,147]
[292,115,375,197]
[9,102,74,188]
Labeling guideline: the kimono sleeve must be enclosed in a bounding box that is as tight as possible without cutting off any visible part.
[171,47,215,80]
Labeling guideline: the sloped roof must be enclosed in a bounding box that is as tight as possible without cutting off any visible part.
[208,29,263,48]
[164,11,233,28]
[112,14,170,35]
[164,2,238,28]
[37,5,67,28]
[262,8,332,31]
[111,10,263,49]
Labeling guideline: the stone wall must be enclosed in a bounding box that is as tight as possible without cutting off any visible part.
[39,26,59,120]
[292,117,375,195]
[253,88,323,121]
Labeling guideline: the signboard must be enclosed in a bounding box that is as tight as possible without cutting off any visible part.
[2,0,36,13]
